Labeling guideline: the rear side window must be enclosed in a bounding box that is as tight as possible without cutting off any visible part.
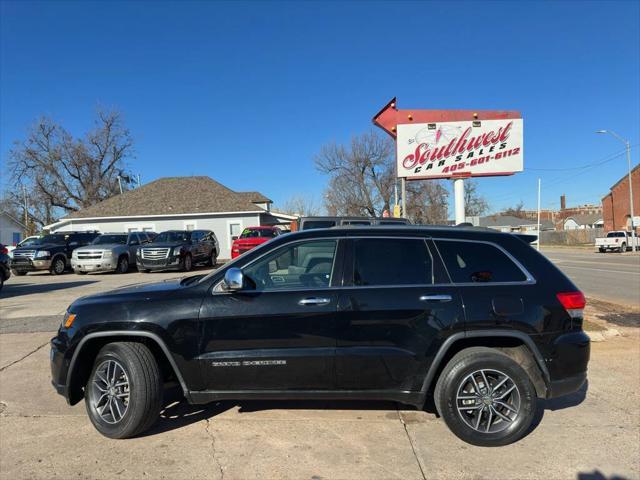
[351,238,432,286]
[435,240,528,283]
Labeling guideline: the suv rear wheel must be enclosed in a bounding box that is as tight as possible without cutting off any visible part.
[207,250,217,267]
[85,342,162,439]
[434,347,537,447]
[181,253,192,272]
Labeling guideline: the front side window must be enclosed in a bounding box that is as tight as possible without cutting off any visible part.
[243,240,337,290]
[435,240,528,283]
[351,238,433,286]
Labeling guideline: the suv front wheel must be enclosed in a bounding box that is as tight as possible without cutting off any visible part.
[50,256,66,275]
[85,342,163,439]
[434,347,537,447]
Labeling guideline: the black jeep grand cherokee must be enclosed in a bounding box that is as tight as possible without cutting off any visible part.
[50,226,589,446]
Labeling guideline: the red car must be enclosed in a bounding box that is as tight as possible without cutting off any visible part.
[231,226,281,258]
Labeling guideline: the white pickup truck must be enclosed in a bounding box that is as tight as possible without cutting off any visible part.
[595,230,639,252]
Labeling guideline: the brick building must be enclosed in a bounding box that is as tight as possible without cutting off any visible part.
[602,164,640,233]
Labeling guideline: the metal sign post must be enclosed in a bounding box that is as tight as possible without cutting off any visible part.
[373,98,523,224]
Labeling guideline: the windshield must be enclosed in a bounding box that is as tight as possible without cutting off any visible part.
[19,237,39,246]
[153,231,190,243]
[240,228,277,239]
[606,232,626,238]
[92,234,127,245]
[31,234,67,245]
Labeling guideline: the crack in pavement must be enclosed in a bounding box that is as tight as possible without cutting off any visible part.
[0,341,49,372]
[397,407,427,480]
[205,418,225,480]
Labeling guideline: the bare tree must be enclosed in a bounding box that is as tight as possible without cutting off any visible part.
[464,180,489,217]
[278,194,322,216]
[8,109,134,219]
[503,201,526,218]
[315,130,449,223]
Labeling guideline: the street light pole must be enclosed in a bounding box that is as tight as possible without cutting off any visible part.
[596,130,636,252]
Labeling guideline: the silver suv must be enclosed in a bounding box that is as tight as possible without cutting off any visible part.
[72,232,154,274]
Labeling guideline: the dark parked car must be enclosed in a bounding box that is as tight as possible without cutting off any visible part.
[136,229,218,272]
[296,216,410,230]
[11,231,100,275]
[0,244,11,291]
[50,226,589,445]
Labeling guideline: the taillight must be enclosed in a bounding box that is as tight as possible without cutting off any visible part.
[0,246,7,255]
[557,291,586,319]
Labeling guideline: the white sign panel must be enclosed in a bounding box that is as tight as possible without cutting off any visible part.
[397,119,523,179]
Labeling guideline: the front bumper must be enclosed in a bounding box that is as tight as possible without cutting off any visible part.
[136,255,182,271]
[50,337,71,403]
[11,258,51,273]
[71,257,117,273]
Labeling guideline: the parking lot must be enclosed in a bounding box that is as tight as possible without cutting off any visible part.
[1,252,639,480]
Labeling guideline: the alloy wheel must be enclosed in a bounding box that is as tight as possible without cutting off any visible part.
[455,368,521,434]
[91,359,130,424]
[53,258,65,274]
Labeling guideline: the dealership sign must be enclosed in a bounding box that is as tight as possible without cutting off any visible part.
[396,119,523,180]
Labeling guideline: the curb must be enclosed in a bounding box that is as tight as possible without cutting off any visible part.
[586,328,621,342]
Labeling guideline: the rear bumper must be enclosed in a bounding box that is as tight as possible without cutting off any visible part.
[549,372,587,398]
[545,330,590,399]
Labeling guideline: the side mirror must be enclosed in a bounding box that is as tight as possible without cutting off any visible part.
[222,268,244,291]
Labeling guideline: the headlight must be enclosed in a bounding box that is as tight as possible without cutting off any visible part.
[136,249,141,256]
[35,250,50,258]
[173,246,183,256]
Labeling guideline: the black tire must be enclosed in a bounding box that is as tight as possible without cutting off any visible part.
[116,255,129,274]
[50,256,66,275]
[599,247,605,253]
[619,243,626,253]
[181,254,192,272]
[85,342,163,439]
[13,270,27,276]
[207,250,217,267]
[434,347,537,447]
[0,276,3,291]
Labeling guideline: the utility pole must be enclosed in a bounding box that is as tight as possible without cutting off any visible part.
[137,174,141,188]
[596,130,636,251]
[536,178,541,251]
[22,185,28,234]
[454,178,465,225]
[117,176,123,194]
[401,178,406,218]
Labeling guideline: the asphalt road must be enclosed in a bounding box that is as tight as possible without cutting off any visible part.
[541,248,640,307]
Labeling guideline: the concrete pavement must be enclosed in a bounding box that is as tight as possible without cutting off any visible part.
[1,326,639,479]
[542,247,640,307]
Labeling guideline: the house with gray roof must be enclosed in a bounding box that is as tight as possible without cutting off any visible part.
[467,214,555,233]
[45,176,295,259]
[562,213,603,230]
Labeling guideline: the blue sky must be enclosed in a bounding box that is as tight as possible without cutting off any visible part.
[1,0,639,215]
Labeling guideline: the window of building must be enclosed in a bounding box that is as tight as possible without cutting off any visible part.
[435,240,528,283]
[351,238,432,286]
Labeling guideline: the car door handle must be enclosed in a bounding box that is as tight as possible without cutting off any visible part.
[298,297,331,306]
[419,294,453,303]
